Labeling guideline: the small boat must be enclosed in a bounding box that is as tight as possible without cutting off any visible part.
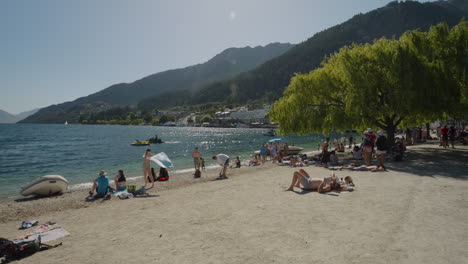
[283,146,304,155]
[131,140,150,146]
[254,146,304,156]
[263,129,276,137]
[64,121,68,125]
[147,135,163,144]
[20,175,68,196]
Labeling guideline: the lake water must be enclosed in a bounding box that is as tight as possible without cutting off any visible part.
[0,124,345,199]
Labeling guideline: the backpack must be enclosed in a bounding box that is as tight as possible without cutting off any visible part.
[0,237,61,261]
[194,169,201,178]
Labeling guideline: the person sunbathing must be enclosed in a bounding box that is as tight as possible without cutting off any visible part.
[285,169,341,193]
[336,163,385,172]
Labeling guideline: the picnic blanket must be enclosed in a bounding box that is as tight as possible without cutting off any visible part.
[16,224,69,243]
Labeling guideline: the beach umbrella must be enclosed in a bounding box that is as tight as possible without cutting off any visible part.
[150,152,174,168]
[268,138,282,142]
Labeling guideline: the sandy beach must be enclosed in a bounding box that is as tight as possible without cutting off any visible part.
[1,142,468,264]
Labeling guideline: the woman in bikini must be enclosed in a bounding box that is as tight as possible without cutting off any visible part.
[286,169,341,193]
[114,169,127,191]
[142,149,155,188]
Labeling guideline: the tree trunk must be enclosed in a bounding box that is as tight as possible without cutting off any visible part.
[385,125,396,149]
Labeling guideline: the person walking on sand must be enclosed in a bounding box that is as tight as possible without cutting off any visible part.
[192,147,202,171]
[213,154,229,179]
[142,148,155,188]
[375,130,387,167]
[449,126,456,149]
[441,125,449,148]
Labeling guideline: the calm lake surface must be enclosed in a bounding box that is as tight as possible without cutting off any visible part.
[0,124,345,199]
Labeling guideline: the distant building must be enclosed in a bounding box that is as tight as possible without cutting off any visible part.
[229,106,270,123]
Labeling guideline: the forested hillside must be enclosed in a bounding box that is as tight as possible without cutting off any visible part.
[190,0,468,105]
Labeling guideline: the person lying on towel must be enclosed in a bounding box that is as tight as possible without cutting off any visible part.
[285,169,352,193]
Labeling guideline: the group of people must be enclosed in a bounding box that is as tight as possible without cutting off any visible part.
[89,148,169,198]
[439,125,462,148]
[259,142,290,163]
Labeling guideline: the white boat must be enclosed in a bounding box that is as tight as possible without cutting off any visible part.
[64,121,68,125]
[255,146,304,156]
[20,175,68,196]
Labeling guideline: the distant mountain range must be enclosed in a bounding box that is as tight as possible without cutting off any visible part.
[190,0,468,105]
[0,108,39,123]
[20,43,294,124]
[20,0,468,124]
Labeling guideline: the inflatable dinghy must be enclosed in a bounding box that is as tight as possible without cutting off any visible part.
[20,175,68,196]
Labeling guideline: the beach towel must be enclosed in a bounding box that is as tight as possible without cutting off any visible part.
[114,191,134,199]
[17,224,69,243]
[150,152,174,168]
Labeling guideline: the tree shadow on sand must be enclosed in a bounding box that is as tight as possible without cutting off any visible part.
[385,145,468,180]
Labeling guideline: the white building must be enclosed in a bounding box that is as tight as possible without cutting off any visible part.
[229,106,270,123]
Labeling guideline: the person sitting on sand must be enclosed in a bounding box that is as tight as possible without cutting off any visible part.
[213,154,230,179]
[285,169,341,193]
[233,156,242,168]
[352,145,363,160]
[337,143,345,152]
[327,151,339,167]
[89,170,111,198]
[249,154,262,167]
[114,169,127,191]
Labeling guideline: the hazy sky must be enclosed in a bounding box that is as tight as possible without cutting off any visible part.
[0,0,434,114]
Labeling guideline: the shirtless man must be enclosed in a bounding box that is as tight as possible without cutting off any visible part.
[285,169,340,193]
[192,147,202,171]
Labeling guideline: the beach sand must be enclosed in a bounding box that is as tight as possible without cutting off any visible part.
[1,142,467,263]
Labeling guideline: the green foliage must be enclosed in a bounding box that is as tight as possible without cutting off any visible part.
[270,22,467,143]
[200,115,212,123]
[158,114,175,124]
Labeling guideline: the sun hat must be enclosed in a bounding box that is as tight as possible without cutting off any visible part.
[99,170,107,176]
[367,128,373,133]
[377,130,384,136]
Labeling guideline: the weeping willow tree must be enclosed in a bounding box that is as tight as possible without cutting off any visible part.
[270,21,467,144]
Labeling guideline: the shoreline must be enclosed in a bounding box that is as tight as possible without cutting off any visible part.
[0,142,467,263]
[0,140,456,220]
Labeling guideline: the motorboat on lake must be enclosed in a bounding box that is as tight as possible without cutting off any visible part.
[263,129,276,137]
[131,140,150,146]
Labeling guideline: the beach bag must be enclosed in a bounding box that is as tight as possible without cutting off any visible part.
[127,185,137,195]
[0,237,60,261]
[194,169,201,178]
[157,176,169,182]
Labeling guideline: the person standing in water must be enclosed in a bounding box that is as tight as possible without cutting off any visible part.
[192,147,202,171]
[142,148,155,188]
